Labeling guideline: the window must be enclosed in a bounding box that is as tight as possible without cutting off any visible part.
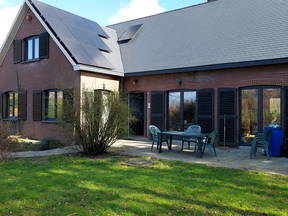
[44,90,63,121]
[4,92,19,119]
[240,87,282,145]
[168,91,197,131]
[26,37,40,61]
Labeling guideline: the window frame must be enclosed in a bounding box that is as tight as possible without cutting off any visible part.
[43,90,63,122]
[167,89,198,131]
[239,85,283,145]
[4,91,19,120]
[25,36,40,62]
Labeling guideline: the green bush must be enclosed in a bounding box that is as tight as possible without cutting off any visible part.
[38,137,64,151]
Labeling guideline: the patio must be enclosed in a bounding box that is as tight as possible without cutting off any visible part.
[114,139,288,176]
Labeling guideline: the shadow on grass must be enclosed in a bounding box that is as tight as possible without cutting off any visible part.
[0,155,287,215]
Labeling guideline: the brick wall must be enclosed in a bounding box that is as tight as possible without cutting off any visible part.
[124,64,288,141]
[0,9,80,140]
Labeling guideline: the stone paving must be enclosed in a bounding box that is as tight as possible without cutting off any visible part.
[10,146,80,158]
[8,139,288,175]
[114,139,288,176]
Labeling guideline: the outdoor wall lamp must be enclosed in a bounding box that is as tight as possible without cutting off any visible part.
[132,79,138,85]
[26,14,33,22]
[177,79,182,86]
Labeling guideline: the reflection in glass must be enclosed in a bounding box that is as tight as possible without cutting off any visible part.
[263,88,281,128]
[169,92,181,130]
[57,91,63,120]
[28,39,33,60]
[34,38,40,59]
[183,91,197,129]
[14,93,18,117]
[241,89,258,144]
[47,92,56,119]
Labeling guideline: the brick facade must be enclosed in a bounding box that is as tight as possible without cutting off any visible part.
[124,64,288,142]
[0,10,119,141]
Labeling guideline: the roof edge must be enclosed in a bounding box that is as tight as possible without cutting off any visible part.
[26,0,77,67]
[124,57,288,77]
[74,64,124,77]
[107,1,210,27]
[0,3,27,65]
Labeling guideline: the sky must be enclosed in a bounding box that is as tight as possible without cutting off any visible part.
[0,0,206,46]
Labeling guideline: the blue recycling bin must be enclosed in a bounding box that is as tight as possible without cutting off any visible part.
[264,127,284,157]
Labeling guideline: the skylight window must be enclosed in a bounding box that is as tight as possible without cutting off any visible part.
[118,24,143,43]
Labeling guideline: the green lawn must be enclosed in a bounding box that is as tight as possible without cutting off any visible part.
[0,155,287,216]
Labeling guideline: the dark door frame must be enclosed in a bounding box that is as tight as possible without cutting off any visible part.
[166,89,198,131]
[239,85,283,145]
[128,91,147,137]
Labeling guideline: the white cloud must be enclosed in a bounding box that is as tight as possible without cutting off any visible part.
[0,5,20,47]
[109,0,165,24]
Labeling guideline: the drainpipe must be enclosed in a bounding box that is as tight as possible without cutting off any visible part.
[224,114,226,147]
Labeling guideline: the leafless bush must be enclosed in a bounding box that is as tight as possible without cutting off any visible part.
[69,91,133,155]
[0,121,20,161]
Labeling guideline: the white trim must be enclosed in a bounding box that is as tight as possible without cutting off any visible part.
[73,64,125,77]
[25,0,77,67]
[0,3,27,65]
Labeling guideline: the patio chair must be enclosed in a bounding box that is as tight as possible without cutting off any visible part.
[250,129,273,160]
[149,125,169,151]
[202,130,218,156]
[182,125,201,151]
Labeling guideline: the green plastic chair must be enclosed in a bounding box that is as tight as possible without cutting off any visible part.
[250,129,273,160]
[182,125,201,151]
[149,125,168,151]
[202,130,218,156]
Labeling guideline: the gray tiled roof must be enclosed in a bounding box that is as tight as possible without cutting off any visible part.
[30,0,288,76]
[31,0,124,73]
[108,0,288,75]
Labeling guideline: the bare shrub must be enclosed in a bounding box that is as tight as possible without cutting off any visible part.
[70,91,133,156]
[0,121,20,161]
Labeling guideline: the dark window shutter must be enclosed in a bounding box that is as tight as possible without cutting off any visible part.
[218,88,237,146]
[151,91,166,131]
[63,89,74,122]
[13,40,22,64]
[33,90,43,121]
[144,93,148,137]
[197,88,214,133]
[39,32,49,59]
[0,92,2,119]
[2,93,7,119]
[18,90,27,121]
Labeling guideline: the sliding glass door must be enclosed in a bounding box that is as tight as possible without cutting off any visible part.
[240,87,281,145]
[263,88,281,128]
[183,91,197,129]
[168,92,181,131]
[241,89,258,144]
[168,91,197,131]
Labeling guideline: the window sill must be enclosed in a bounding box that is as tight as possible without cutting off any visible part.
[2,118,20,121]
[41,120,60,124]
[22,59,40,64]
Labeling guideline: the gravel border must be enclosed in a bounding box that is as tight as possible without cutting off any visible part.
[10,146,80,158]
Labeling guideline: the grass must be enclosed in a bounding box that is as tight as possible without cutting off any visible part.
[0,155,287,216]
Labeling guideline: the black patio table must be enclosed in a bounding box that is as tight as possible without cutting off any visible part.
[158,131,209,158]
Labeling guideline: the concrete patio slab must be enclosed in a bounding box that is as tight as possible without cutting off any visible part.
[114,139,288,176]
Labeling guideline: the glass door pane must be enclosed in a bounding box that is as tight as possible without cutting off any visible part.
[263,88,281,128]
[183,91,197,129]
[168,92,181,130]
[241,89,258,144]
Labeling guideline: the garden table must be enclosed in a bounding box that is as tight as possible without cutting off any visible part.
[158,131,209,158]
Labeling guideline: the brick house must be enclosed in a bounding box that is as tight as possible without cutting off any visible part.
[0,0,287,148]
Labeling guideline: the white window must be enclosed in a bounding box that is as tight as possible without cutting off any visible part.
[26,37,40,61]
